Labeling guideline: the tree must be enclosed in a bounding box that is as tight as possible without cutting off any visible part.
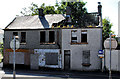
[20,3,38,16]
[20,2,98,27]
[65,2,87,27]
[102,18,114,42]
[20,3,57,16]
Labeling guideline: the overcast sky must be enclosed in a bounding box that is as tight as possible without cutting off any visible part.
[0,0,119,35]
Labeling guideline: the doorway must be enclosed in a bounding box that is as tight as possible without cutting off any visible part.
[64,50,70,70]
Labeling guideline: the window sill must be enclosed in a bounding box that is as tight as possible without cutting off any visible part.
[82,63,91,67]
[71,42,88,45]
[20,43,26,45]
[40,42,56,45]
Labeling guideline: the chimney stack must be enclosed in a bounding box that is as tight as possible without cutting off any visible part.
[66,3,72,23]
[38,8,44,18]
[98,2,102,27]
[98,2,102,16]
[66,3,71,15]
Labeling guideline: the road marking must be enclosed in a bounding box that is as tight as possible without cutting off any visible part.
[3,74,47,78]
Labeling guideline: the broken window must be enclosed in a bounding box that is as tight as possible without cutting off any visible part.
[13,32,18,36]
[13,32,18,39]
[82,50,91,67]
[71,30,77,43]
[81,30,87,42]
[21,32,26,43]
[49,31,55,43]
[40,31,45,43]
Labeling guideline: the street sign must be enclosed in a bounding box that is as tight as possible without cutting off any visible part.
[98,54,104,58]
[98,50,104,54]
[10,39,20,50]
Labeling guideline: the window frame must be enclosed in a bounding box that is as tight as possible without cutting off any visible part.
[81,30,87,43]
[13,32,18,39]
[13,32,18,36]
[20,32,26,44]
[49,31,55,44]
[40,31,46,44]
[71,30,77,43]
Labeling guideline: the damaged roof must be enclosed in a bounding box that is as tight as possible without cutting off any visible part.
[5,14,65,29]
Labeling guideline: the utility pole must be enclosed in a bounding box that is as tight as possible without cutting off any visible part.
[98,2,104,72]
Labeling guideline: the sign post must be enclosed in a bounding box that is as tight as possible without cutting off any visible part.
[98,50,104,58]
[109,33,112,79]
[98,50,104,72]
[104,33,118,79]
[10,36,20,79]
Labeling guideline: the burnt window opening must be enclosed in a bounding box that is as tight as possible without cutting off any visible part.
[49,31,55,43]
[13,32,18,36]
[81,31,87,43]
[40,31,45,43]
[21,32,26,43]
[13,32,18,39]
[71,30,77,43]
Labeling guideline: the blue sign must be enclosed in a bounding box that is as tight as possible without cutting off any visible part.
[98,50,104,54]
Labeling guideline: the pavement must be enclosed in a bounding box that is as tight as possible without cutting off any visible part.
[0,67,120,79]
[0,70,5,79]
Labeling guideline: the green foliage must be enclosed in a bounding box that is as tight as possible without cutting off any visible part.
[21,3,57,16]
[55,2,67,14]
[65,2,87,27]
[20,1,90,27]
[102,18,114,42]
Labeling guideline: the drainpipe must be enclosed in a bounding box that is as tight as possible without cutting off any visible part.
[98,2,104,71]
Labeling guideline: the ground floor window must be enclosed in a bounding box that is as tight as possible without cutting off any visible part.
[82,50,91,67]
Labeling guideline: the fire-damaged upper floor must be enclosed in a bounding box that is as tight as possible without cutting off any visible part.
[5,2,102,29]
[3,2,102,49]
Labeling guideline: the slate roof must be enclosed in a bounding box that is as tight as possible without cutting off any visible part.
[5,14,65,29]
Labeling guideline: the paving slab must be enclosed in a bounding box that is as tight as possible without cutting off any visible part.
[0,70,5,79]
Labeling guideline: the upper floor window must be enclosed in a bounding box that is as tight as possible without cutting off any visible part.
[21,32,26,43]
[81,30,87,43]
[13,32,18,39]
[49,31,55,43]
[40,31,45,43]
[71,30,77,43]
[13,32,18,36]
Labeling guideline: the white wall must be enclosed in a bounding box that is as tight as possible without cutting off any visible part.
[62,28,102,71]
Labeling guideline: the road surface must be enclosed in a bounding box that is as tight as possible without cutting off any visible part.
[1,68,120,79]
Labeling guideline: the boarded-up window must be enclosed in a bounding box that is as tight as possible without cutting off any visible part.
[21,32,26,43]
[40,31,45,43]
[49,31,55,43]
[82,50,90,66]
[45,53,58,65]
[81,31,87,42]
[71,30,77,43]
